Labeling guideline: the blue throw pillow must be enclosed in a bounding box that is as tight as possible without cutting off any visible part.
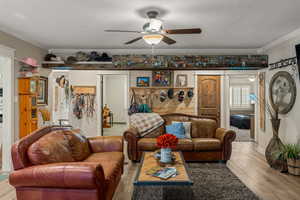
[166,122,186,139]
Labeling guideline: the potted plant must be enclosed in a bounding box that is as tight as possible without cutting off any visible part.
[275,144,300,175]
[157,134,178,163]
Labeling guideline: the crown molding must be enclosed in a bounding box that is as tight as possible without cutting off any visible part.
[258,27,300,53]
[49,48,261,56]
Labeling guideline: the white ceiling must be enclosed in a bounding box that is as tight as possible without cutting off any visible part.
[1,0,300,50]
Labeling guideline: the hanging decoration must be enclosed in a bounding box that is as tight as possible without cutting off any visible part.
[269,57,297,70]
[71,86,96,119]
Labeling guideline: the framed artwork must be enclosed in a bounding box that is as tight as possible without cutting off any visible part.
[37,76,48,105]
[152,71,173,87]
[269,71,297,114]
[136,77,150,87]
[176,74,188,87]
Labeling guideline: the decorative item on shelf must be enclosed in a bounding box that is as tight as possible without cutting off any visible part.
[159,90,167,102]
[156,134,178,164]
[44,53,62,62]
[152,70,173,87]
[274,144,300,175]
[178,90,185,102]
[65,56,78,64]
[76,51,89,61]
[176,74,188,87]
[187,89,194,98]
[137,77,150,87]
[37,76,48,105]
[269,71,297,114]
[19,57,39,77]
[167,88,174,99]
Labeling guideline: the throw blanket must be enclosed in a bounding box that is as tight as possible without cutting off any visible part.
[130,113,164,137]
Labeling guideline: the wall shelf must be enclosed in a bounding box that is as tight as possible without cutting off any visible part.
[130,87,194,89]
[42,63,267,71]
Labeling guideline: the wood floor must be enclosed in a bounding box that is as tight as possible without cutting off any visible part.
[1,142,300,200]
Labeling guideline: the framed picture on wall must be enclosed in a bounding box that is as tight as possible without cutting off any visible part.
[152,71,173,87]
[176,74,188,87]
[37,76,48,105]
[136,77,150,87]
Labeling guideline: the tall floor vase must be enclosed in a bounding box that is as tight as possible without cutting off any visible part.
[265,119,287,172]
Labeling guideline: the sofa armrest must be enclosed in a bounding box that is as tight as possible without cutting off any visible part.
[123,128,140,161]
[88,136,123,153]
[9,162,105,189]
[215,128,236,161]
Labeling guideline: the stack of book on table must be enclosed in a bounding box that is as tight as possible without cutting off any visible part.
[146,166,178,180]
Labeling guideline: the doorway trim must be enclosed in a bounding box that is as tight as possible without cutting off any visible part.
[0,44,15,172]
[194,70,259,141]
[96,71,130,136]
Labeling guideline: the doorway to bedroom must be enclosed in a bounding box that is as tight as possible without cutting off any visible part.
[228,75,257,142]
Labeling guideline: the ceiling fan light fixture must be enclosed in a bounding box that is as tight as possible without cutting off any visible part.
[143,34,163,45]
[149,19,163,32]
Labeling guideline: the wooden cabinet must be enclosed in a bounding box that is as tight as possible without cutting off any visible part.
[18,77,39,138]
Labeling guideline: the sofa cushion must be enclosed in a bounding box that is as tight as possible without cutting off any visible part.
[166,122,186,139]
[191,119,217,138]
[138,138,158,151]
[27,130,74,165]
[84,152,124,164]
[64,130,91,161]
[173,139,193,151]
[192,138,221,151]
[83,152,124,181]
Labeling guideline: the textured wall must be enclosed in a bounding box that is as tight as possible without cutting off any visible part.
[0,30,47,141]
[258,35,300,151]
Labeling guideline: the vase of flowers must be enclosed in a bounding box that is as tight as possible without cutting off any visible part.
[157,134,178,163]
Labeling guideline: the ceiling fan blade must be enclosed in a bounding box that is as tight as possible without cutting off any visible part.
[164,28,202,34]
[162,35,176,45]
[124,37,143,45]
[105,30,141,33]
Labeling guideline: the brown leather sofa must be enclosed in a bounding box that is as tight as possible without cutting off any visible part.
[124,113,236,162]
[9,126,124,200]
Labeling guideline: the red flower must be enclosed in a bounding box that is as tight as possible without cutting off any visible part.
[157,134,178,149]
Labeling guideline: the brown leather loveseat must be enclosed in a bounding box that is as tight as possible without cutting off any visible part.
[9,126,124,200]
[124,113,236,162]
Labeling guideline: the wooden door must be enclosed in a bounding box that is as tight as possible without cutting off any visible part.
[197,76,221,126]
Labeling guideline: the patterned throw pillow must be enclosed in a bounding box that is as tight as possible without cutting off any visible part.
[166,122,186,139]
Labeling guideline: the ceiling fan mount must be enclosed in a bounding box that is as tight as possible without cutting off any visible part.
[105,10,202,45]
[146,10,159,19]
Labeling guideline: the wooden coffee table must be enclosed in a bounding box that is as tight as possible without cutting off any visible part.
[132,151,193,200]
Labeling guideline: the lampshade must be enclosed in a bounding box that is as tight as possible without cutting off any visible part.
[149,19,163,32]
[143,34,163,45]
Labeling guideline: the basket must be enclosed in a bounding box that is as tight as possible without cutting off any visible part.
[287,159,300,176]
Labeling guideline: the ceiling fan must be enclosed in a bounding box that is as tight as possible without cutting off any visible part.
[105,11,202,45]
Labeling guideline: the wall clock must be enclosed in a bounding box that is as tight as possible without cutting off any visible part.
[269,71,297,114]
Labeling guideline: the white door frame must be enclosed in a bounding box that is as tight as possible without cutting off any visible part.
[96,71,130,136]
[0,44,15,172]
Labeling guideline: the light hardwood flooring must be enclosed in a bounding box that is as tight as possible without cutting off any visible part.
[1,142,300,200]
